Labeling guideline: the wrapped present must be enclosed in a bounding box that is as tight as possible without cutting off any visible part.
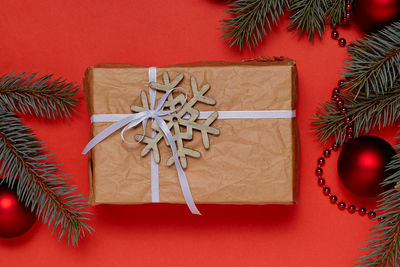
[83,57,299,213]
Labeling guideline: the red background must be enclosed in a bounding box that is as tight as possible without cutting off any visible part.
[0,1,397,266]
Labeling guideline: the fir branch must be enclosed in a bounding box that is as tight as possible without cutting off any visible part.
[356,135,400,266]
[0,72,80,119]
[220,0,291,50]
[288,0,328,40]
[312,84,400,145]
[0,110,93,245]
[343,21,400,97]
[326,0,346,27]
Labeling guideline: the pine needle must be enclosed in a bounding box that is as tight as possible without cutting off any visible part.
[0,72,80,119]
[0,110,93,246]
[220,0,291,50]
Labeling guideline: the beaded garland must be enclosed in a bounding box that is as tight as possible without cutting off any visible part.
[315,79,379,221]
[316,0,382,221]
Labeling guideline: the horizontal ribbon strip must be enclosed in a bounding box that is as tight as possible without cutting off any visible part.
[90,110,296,123]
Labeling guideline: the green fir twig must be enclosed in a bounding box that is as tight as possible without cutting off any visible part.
[0,72,80,119]
[343,21,400,97]
[312,84,400,145]
[0,110,93,245]
[356,135,400,266]
[288,0,328,40]
[220,0,291,50]
[326,0,346,27]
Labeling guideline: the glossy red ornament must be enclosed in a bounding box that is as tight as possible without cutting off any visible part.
[354,0,400,32]
[337,135,396,197]
[0,183,36,238]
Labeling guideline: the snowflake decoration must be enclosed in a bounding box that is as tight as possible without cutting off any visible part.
[130,72,220,168]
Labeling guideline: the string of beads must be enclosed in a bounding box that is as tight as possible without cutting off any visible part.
[315,80,381,221]
[317,0,383,221]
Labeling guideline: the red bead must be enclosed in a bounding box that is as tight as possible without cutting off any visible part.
[339,38,347,47]
[345,13,352,20]
[378,216,385,222]
[347,126,353,133]
[333,88,340,94]
[348,205,356,214]
[338,202,346,210]
[331,30,339,40]
[332,94,339,100]
[358,207,367,216]
[346,132,353,139]
[337,100,344,107]
[345,4,352,11]
[316,167,323,176]
[318,178,325,186]
[368,211,376,219]
[340,107,347,115]
[342,18,350,25]
[338,80,346,88]
[332,143,339,151]
[329,195,338,203]
[318,157,325,166]
[335,96,342,102]
[345,117,351,124]
[323,187,331,196]
[324,149,331,157]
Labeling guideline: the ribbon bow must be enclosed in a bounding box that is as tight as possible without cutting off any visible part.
[82,87,201,215]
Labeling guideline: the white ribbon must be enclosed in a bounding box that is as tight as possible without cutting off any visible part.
[91,110,296,122]
[82,84,201,215]
[148,67,159,203]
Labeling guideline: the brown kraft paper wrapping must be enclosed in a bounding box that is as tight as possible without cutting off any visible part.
[84,57,299,205]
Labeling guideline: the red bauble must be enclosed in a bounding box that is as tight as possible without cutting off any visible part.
[0,183,36,238]
[354,0,400,32]
[337,135,396,197]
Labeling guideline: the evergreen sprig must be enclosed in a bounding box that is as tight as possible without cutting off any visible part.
[313,21,400,145]
[356,137,400,266]
[220,0,291,50]
[343,22,400,97]
[313,84,400,145]
[326,0,346,27]
[288,0,328,40]
[0,72,80,119]
[220,0,350,49]
[0,110,92,245]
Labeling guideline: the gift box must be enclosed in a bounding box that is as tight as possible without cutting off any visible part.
[84,57,299,209]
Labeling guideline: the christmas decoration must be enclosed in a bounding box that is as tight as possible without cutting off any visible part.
[220,0,352,50]
[0,183,36,238]
[354,0,400,32]
[0,73,93,245]
[313,22,400,266]
[132,72,219,168]
[314,80,378,220]
[337,135,395,197]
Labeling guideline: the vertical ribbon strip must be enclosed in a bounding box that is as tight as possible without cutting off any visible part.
[148,67,159,203]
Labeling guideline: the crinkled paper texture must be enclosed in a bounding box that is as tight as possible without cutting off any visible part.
[84,58,300,205]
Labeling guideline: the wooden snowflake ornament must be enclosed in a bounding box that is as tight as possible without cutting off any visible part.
[131,72,220,168]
